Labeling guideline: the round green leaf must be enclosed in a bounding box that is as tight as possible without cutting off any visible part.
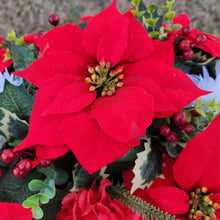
[32,205,43,219]
[38,193,49,204]
[29,180,44,191]
[54,168,69,185]
[42,179,56,199]
[22,200,35,208]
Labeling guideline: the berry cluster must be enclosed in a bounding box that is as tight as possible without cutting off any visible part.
[159,111,193,143]
[174,26,207,60]
[0,148,53,178]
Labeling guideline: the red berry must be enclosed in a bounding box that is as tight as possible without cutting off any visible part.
[1,149,16,163]
[174,32,181,42]
[173,112,188,126]
[13,167,25,178]
[48,14,60,26]
[182,26,192,36]
[16,159,32,173]
[182,49,193,60]
[179,40,191,51]
[182,124,193,134]
[39,159,53,168]
[166,131,178,142]
[15,150,24,158]
[190,110,200,117]
[159,125,171,136]
[0,169,2,177]
[194,34,207,46]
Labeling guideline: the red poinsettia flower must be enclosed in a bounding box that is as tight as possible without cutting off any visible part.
[123,114,220,219]
[13,0,207,174]
[173,14,220,58]
[57,179,140,220]
[0,36,13,72]
[0,202,32,220]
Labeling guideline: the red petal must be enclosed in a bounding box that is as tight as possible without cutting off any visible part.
[13,51,92,87]
[97,17,129,67]
[60,108,139,174]
[173,14,191,27]
[151,32,174,67]
[0,202,32,220]
[124,59,208,116]
[42,81,96,115]
[120,11,154,63]
[90,87,154,142]
[147,186,190,215]
[82,0,123,59]
[36,24,84,55]
[174,114,220,192]
[124,74,178,117]
[32,144,69,168]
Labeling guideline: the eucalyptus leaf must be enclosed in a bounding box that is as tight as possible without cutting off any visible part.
[32,205,44,219]
[54,168,69,185]
[39,193,50,204]
[41,179,56,199]
[29,180,44,191]
[22,200,35,208]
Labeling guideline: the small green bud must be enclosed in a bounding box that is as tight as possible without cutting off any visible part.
[147,4,156,14]
[165,11,175,20]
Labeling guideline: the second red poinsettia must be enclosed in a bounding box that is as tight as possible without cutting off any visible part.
[123,114,220,220]
[13,0,207,174]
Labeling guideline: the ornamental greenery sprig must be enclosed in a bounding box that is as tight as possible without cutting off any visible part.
[107,183,175,220]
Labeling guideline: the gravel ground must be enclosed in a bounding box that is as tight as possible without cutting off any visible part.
[0,0,220,37]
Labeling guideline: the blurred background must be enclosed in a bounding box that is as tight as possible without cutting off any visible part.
[0,0,220,37]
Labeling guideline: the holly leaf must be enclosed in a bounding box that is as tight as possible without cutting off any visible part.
[71,163,108,192]
[0,166,44,203]
[105,145,144,174]
[0,81,34,120]
[130,139,163,194]
[174,59,191,74]
[0,107,28,141]
[6,40,37,71]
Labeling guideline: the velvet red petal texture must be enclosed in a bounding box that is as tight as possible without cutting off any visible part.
[60,108,140,174]
[0,202,32,220]
[147,186,189,215]
[82,0,123,59]
[42,80,96,115]
[123,74,178,117]
[13,51,93,87]
[90,87,154,142]
[151,32,175,67]
[124,59,208,117]
[32,144,69,168]
[97,17,129,68]
[120,11,155,63]
[35,24,84,56]
[173,14,191,27]
[173,114,220,192]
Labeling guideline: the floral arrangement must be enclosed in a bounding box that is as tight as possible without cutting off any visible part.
[1,0,220,219]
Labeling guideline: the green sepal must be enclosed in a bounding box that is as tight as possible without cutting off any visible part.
[147,4,156,14]
[15,37,25,46]
[165,11,175,20]
[6,30,16,41]
[131,0,141,7]
[145,17,159,26]
[148,31,161,39]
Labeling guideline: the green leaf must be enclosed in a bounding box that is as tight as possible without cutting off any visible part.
[208,110,215,121]
[165,11,175,20]
[8,139,22,147]
[130,139,163,193]
[6,41,37,71]
[41,179,56,199]
[195,108,206,118]
[148,31,161,39]
[6,30,16,41]
[22,200,35,208]
[0,107,28,141]
[165,142,183,158]
[174,59,191,74]
[173,23,182,31]
[195,97,203,109]
[38,193,49,204]
[209,98,219,112]
[132,0,141,7]
[3,49,12,61]
[71,163,108,192]
[0,81,34,120]
[106,145,144,174]
[29,180,45,191]
[32,205,43,219]
[0,166,44,203]
[54,168,69,185]
[15,37,25,46]
[147,4,156,14]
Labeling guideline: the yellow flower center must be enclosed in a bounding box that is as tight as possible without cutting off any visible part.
[85,60,124,97]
